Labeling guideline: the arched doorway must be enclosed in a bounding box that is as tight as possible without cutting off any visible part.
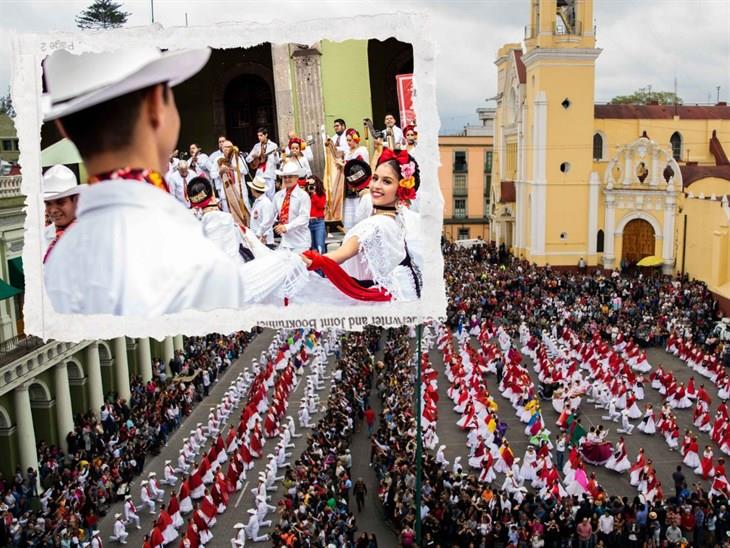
[224,74,276,150]
[622,219,655,264]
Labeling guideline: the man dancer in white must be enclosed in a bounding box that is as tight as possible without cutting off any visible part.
[110,513,129,544]
[42,165,85,261]
[42,48,303,317]
[231,522,246,547]
[148,472,165,501]
[123,495,141,529]
[602,399,621,423]
[246,127,279,200]
[617,409,635,435]
[244,510,270,543]
[140,480,156,514]
[255,493,276,526]
[163,460,178,486]
[273,162,311,253]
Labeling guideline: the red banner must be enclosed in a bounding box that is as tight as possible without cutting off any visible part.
[396,73,415,127]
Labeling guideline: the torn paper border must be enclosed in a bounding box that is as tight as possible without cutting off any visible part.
[11,12,447,342]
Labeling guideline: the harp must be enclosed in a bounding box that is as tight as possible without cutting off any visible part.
[363,118,384,171]
[321,124,344,223]
[218,146,250,226]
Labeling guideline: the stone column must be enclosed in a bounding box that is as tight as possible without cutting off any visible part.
[86,342,104,413]
[13,383,39,487]
[271,43,296,147]
[162,337,174,377]
[113,337,131,401]
[137,337,153,383]
[662,195,677,275]
[603,195,616,269]
[54,363,74,454]
[174,335,184,353]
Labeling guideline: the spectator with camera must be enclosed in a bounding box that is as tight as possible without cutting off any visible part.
[306,175,327,253]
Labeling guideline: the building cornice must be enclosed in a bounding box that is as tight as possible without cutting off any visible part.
[522,48,602,67]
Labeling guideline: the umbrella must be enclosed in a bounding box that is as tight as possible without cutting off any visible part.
[636,255,663,267]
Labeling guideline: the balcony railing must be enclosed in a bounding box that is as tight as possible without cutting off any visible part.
[0,176,22,199]
[525,20,584,39]
[0,335,45,367]
[0,338,90,396]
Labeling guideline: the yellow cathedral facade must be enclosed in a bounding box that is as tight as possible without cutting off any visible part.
[490,0,730,308]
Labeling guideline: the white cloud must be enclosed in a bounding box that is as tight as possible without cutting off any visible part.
[1,0,728,133]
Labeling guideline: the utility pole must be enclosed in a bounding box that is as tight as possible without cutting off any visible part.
[414,324,423,546]
[185,12,189,27]
[151,0,155,23]
[718,86,722,104]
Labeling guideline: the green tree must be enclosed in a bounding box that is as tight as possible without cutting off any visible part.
[0,88,15,118]
[75,0,130,30]
[610,87,682,105]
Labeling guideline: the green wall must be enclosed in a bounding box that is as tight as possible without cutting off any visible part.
[319,40,373,137]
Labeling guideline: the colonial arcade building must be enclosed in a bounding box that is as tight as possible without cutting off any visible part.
[0,171,186,479]
[489,0,730,308]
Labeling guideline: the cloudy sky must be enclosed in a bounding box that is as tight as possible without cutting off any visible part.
[1,0,728,134]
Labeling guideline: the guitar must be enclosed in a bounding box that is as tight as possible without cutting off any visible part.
[247,142,280,171]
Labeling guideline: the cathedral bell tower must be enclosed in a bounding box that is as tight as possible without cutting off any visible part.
[517,0,602,266]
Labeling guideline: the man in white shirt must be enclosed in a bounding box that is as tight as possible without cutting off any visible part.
[42,47,282,317]
[111,513,129,544]
[165,160,192,207]
[245,177,275,246]
[383,113,405,149]
[273,162,311,253]
[330,118,349,155]
[42,165,84,263]
[207,135,228,211]
[246,127,279,200]
[188,143,210,178]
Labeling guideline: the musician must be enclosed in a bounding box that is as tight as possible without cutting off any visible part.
[343,159,373,230]
[244,177,275,247]
[207,135,228,211]
[164,160,192,208]
[188,143,210,178]
[246,127,279,200]
[273,162,311,253]
[285,131,313,163]
[218,140,249,227]
[403,125,418,153]
[383,113,405,149]
[187,176,264,262]
[285,137,312,178]
[42,164,85,263]
[330,118,349,155]
[339,130,370,230]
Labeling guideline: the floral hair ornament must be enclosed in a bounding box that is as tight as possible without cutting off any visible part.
[345,128,361,143]
[379,148,417,204]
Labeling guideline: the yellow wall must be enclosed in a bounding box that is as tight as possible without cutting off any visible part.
[594,119,730,165]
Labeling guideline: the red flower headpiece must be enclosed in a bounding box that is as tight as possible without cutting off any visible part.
[345,128,361,143]
[378,149,417,204]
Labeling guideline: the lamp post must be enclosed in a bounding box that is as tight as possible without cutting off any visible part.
[414,323,423,545]
[150,0,155,23]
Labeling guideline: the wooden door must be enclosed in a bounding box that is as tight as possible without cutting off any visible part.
[622,219,655,264]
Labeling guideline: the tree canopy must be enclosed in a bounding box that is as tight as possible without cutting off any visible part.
[610,88,683,106]
[75,0,130,30]
[0,89,15,118]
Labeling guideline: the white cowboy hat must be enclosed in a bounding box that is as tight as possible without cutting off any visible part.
[43,164,82,201]
[234,523,245,529]
[42,47,211,121]
[141,480,148,485]
[114,513,122,519]
[247,177,267,193]
[275,161,303,178]
[164,460,171,465]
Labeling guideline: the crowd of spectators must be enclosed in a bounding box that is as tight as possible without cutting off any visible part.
[269,328,380,548]
[0,331,254,546]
